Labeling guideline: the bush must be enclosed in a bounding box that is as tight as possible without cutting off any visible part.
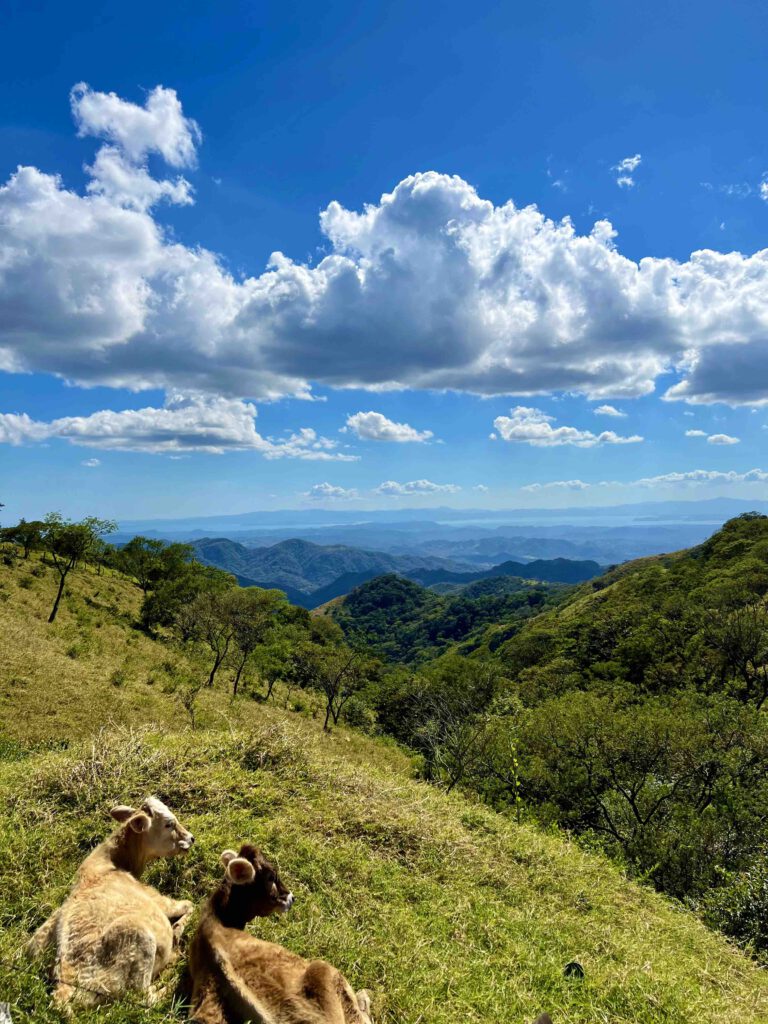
[110,666,127,687]
[701,862,768,961]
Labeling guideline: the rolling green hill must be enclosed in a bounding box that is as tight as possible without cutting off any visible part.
[191,537,602,608]
[3,548,768,1021]
[327,573,566,663]
[482,511,768,693]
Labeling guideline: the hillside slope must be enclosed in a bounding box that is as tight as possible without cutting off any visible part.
[328,574,565,664]
[2,554,768,1022]
[482,511,768,691]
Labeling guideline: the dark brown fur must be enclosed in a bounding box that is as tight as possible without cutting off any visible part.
[188,844,372,1024]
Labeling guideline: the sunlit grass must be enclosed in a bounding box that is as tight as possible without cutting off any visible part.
[1,553,768,1022]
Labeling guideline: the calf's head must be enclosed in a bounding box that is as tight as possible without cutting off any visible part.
[214,843,293,927]
[110,796,195,860]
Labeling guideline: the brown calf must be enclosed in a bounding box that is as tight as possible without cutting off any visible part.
[188,844,373,1024]
[27,796,195,1007]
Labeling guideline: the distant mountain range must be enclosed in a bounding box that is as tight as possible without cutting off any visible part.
[117,496,768,537]
[107,498,768,571]
[190,537,602,607]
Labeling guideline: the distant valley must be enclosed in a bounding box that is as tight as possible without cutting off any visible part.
[190,536,602,607]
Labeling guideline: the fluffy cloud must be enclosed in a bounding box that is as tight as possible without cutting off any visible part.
[70,83,200,166]
[344,411,433,442]
[636,467,765,485]
[0,394,357,458]
[493,406,643,447]
[473,484,489,492]
[522,468,768,491]
[303,482,359,500]
[81,458,100,467]
[707,433,740,445]
[70,84,201,212]
[3,86,768,406]
[85,145,194,211]
[685,428,740,444]
[375,479,461,496]
[593,404,626,417]
[614,153,642,188]
[521,479,590,492]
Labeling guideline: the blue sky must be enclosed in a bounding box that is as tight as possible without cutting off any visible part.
[2,0,768,520]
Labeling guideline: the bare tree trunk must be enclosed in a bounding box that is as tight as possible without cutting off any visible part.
[232,652,248,698]
[48,570,68,623]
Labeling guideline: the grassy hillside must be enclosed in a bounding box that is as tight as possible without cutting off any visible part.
[2,553,768,1022]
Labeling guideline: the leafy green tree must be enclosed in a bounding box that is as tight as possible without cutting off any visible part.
[41,514,116,623]
[0,519,44,558]
[519,690,768,897]
[228,588,288,697]
[315,647,374,730]
[175,589,238,688]
[140,561,234,632]
[117,536,193,593]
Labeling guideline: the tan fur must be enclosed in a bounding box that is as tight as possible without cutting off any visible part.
[27,796,194,1007]
[188,846,372,1024]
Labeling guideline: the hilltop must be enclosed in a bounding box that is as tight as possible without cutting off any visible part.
[191,537,600,608]
[2,548,768,1021]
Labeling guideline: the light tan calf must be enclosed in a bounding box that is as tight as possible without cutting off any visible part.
[27,796,195,1007]
[188,844,372,1024]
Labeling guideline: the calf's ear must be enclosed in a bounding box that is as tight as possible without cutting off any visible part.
[226,857,256,885]
[220,849,238,867]
[110,805,135,822]
[128,811,152,834]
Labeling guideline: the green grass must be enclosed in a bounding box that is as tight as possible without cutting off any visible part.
[2,554,768,1022]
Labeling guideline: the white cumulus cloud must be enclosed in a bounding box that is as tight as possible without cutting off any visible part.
[0,394,357,458]
[303,482,360,500]
[707,433,740,445]
[70,83,201,166]
[522,468,768,491]
[344,411,433,442]
[593,404,626,417]
[636,467,764,485]
[493,406,643,447]
[685,429,708,437]
[81,458,100,467]
[375,479,461,496]
[2,87,768,407]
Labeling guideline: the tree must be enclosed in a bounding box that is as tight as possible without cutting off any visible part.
[417,697,495,793]
[520,690,768,897]
[175,589,238,689]
[0,519,44,558]
[227,588,287,697]
[315,647,374,730]
[705,603,768,708]
[41,514,116,623]
[116,536,192,593]
[140,560,233,633]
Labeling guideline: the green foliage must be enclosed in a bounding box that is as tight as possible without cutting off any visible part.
[332,573,564,664]
[356,516,768,930]
[0,518,45,558]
